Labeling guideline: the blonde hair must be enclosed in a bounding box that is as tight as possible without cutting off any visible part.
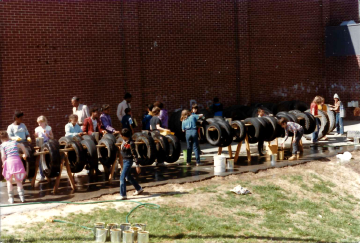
[180,109,191,121]
[37,115,48,125]
[312,96,322,105]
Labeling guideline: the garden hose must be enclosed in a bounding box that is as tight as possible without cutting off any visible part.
[0,200,160,228]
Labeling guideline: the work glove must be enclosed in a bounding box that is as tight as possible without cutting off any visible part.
[27,137,32,143]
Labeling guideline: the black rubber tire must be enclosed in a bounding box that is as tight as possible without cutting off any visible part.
[165,135,181,163]
[132,132,144,141]
[325,105,336,133]
[102,133,116,144]
[290,112,311,133]
[286,113,299,124]
[58,136,73,146]
[82,134,97,144]
[256,117,273,141]
[98,138,118,169]
[263,116,279,141]
[41,139,61,178]
[205,122,223,146]
[150,130,161,137]
[153,134,170,163]
[116,136,123,144]
[276,112,293,123]
[289,110,302,115]
[81,139,98,172]
[135,134,157,166]
[19,141,36,179]
[303,111,316,134]
[66,141,87,173]
[72,135,83,143]
[231,120,246,142]
[206,118,219,124]
[317,110,330,139]
[215,120,233,147]
[244,118,264,142]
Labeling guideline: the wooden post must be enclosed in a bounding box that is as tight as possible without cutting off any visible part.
[217,147,223,155]
[245,134,251,162]
[228,145,233,159]
[31,138,43,188]
[53,152,76,194]
[233,141,242,163]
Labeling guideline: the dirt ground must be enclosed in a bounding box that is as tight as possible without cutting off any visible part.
[2,150,360,234]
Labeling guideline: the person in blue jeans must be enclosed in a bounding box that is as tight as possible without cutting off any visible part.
[181,110,204,166]
[117,128,143,200]
[329,93,344,136]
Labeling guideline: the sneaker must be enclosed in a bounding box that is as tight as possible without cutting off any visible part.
[334,133,339,136]
[288,155,297,161]
[186,163,191,166]
[18,189,25,203]
[116,196,127,200]
[8,197,14,204]
[196,163,203,166]
[133,188,144,196]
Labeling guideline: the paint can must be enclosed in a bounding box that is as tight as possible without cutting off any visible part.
[131,226,141,242]
[137,231,150,243]
[120,223,131,232]
[110,228,122,243]
[278,150,284,160]
[183,150,187,163]
[270,154,277,163]
[122,230,134,243]
[354,137,360,145]
[107,223,119,241]
[226,159,234,171]
[133,223,146,231]
[95,228,108,243]
[94,222,105,240]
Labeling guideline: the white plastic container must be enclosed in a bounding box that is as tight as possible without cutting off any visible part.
[214,155,226,175]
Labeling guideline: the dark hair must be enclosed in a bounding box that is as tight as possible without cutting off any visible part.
[147,104,154,111]
[69,114,78,121]
[121,128,132,138]
[278,117,288,125]
[124,93,132,99]
[257,107,264,113]
[152,107,161,116]
[71,97,80,101]
[91,107,99,114]
[192,104,198,110]
[125,108,131,114]
[213,97,219,103]
[154,101,164,109]
[0,131,9,140]
[14,111,24,120]
[102,104,110,111]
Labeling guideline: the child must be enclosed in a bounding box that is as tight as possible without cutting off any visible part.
[279,118,304,161]
[154,101,168,128]
[210,97,223,117]
[7,111,31,143]
[100,104,120,134]
[1,131,28,203]
[150,107,170,131]
[310,96,321,143]
[121,108,135,135]
[34,115,54,182]
[117,128,143,200]
[142,104,154,130]
[181,109,204,166]
[318,97,328,140]
[257,108,266,156]
[65,114,86,138]
[329,93,344,136]
[82,107,106,135]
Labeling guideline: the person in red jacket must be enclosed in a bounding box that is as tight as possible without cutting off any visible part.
[82,107,106,136]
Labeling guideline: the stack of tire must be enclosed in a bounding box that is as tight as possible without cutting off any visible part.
[205,118,246,147]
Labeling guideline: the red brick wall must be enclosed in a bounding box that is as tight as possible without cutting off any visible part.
[1,0,359,139]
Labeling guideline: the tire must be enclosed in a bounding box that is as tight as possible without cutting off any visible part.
[289,110,302,115]
[286,113,299,124]
[290,112,311,133]
[165,135,181,163]
[135,135,157,166]
[325,105,336,133]
[153,134,170,163]
[102,133,116,144]
[231,120,246,142]
[255,117,272,141]
[244,118,264,142]
[215,120,233,147]
[304,111,316,133]
[317,110,330,139]
[206,122,223,146]
[132,132,144,141]
[276,112,293,122]
[116,136,123,144]
[58,136,73,146]
[19,141,36,179]
[82,134,97,144]
[66,141,87,173]
[150,130,161,137]
[98,138,118,169]
[81,139,98,172]
[41,139,61,178]
[72,135,83,143]
[263,116,279,141]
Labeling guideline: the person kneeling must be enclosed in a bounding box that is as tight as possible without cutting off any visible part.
[117,128,143,200]
[279,118,304,161]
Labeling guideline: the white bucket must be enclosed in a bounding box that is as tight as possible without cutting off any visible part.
[214,155,226,175]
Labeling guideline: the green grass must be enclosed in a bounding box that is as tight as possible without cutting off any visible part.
[2,175,360,242]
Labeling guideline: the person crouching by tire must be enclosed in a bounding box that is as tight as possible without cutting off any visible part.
[257,108,266,156]
[181,109,204,166]
[117,128,143,200]
[279,118,304,161]
[82,107,106,137]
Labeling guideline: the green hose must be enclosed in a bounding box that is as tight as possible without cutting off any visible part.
[0,200,160,228]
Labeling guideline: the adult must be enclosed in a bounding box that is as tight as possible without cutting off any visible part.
[329,93,344,136]
[310,96,321,143]
[7,111,31,143]
[150,107,170,131]
[100,104,120,134]
[117,93,132,122]
[71,97,90,126]
[154,101,168,128]
[210,97,223,117]
[82,107,105,136]
[181,109,204,166]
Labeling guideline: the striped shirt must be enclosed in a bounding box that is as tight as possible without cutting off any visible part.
[284,122,303,141]
[0,140,19,159]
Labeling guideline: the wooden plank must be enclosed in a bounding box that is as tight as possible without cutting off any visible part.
[109,149,120,182]
[228,145,233,159]
[234,141,242,163]
[53,155,65,193]
[64,153,76,191]
[218,147,222,155]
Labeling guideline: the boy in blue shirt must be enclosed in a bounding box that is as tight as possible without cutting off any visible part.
[121,108,134,135]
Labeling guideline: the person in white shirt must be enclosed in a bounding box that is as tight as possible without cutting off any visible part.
[117,93,132,122]
[71,97,90,126]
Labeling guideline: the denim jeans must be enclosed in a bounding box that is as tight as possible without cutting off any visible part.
[186,129,200,164]
[39,156,45,178]
[292,128,304,154]
[120,159,141,197]
[335,113,344,134]
[312,118,320,142]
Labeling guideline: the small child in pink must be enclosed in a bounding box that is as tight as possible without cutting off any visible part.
[0,131,27,204]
